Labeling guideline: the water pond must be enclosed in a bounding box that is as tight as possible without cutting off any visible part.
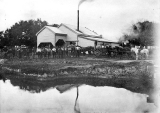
[0,78,156,113]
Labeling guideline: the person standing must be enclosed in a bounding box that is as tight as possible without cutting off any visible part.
[55,47,58,58]
[31,47,36,59]
[76,46,80,57]
[37,47,41,59]
[72,45,76,57]
[61,47,64,58]
[57,47,61,58]
[68,46,71,57]
[47,47,51,59]
[65,47,68,57]
[44,47,47,58]
[52,47,56,58]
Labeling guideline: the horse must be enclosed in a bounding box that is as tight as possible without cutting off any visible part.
[140,47,149,59]
[131,46,139,60]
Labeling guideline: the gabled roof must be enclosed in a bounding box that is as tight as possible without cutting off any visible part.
[59,23,101,38]
[36,26,67,36]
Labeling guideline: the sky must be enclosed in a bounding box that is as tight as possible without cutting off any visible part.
[0,0,159,41]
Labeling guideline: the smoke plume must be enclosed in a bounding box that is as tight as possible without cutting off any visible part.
[78,0,94,9]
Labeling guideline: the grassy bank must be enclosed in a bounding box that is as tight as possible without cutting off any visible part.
[0,58,154,95]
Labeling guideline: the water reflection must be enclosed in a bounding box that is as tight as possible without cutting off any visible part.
[56,84,81,113]
[3,76,153,95]
[74,86,80,113]
[0,73,6,82]
[0,79,156,113]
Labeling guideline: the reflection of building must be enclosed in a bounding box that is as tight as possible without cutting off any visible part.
[56,84,80,93]
[36,23,118,48]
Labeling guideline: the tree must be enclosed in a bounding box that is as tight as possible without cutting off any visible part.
[119,21,156,46]
[0,29,12,47]
[0,31,4,48]
[3,19,48,47]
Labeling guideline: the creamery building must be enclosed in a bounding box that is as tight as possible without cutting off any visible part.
[36,23,118,48]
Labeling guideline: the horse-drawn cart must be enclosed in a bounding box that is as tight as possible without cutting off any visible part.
[94,48,107,57]
[94,46,134,59]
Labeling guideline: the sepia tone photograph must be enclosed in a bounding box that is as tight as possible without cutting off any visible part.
[0,0,160,113]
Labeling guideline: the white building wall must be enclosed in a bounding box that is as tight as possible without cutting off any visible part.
[59,25,77,41]
[78,37,94,47]
[37,28,55,47]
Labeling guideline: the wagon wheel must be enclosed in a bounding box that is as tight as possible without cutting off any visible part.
[94,49,101,57]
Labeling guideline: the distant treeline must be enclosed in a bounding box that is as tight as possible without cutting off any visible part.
[119,21,157,47]
[0,19,49,48]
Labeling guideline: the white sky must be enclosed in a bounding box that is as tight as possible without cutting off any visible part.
[0,0,159,41]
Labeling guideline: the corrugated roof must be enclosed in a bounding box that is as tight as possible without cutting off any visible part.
[60,23,101,37]
[81,36,118,43]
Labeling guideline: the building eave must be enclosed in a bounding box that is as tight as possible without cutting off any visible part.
[36,26,46,36]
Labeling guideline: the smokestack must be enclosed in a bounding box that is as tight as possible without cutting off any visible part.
[77,10,79,31]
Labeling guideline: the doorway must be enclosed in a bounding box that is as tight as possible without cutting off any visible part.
[56,39,65,47]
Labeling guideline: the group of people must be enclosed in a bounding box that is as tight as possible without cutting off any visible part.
[0,44,154,60]
[36,46,81,59]
[0,45,82,59]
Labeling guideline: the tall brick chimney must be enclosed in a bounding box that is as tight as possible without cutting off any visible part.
[77,10,79,31]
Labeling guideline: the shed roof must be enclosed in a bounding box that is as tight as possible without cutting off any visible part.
[36,26,67,36]
[59,23,101,38]
[81,36,118,43]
